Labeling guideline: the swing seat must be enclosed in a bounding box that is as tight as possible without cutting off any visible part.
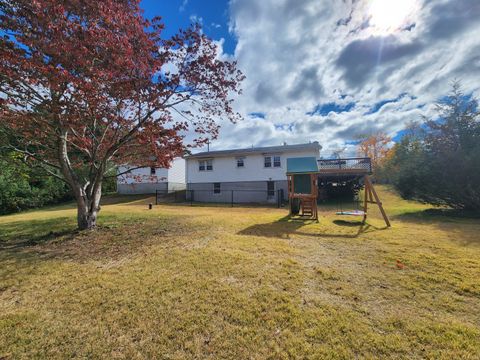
[336,210,365,216]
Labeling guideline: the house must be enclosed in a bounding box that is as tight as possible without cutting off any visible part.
[185,142,322,203]
[116,157,186,194]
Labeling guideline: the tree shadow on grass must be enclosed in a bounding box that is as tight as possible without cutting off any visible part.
[392,208,480,247]
[0,217,80,279]
[237,216,387,239]
[393,208,480,223]
[333,219,364,227]
[0,217,77,249]
[0,214,184,269]
[0,195,153,219]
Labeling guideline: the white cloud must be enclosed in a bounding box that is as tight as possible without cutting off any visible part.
[189,14,203,25]
[201,0,480,156]
[179,0,188,12]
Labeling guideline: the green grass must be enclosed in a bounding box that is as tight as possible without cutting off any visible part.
[0,186,479,359]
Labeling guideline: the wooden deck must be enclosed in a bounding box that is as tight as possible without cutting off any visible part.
[317,157,372,175]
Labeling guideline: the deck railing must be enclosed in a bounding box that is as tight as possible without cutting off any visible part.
[317,157,372,173]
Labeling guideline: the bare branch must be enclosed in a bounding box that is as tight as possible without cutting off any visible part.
[8,145,62,170]
[104,165,145,178]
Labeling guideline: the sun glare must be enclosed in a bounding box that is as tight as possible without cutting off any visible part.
[369,0,416,33]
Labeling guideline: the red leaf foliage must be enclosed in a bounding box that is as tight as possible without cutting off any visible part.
[0,0,244,180]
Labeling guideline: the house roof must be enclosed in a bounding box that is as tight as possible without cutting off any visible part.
[286,157,319,174]
[186,142,321,159]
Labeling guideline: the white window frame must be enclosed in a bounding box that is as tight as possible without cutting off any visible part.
[206,159,213,171]
[199,159,213,171]
[264,156,272,168]
[273,156,281,167]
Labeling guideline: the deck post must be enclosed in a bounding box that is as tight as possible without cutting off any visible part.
[289,175,294,215]
[362,176,368,223]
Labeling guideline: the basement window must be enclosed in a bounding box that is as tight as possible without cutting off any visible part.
[267,181,275,197]
[213,182,221,194]
[236,157,245,167]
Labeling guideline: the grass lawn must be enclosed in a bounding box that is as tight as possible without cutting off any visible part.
[0,186,479,359]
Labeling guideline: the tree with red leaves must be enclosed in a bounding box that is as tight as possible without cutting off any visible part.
[0,0,244,229]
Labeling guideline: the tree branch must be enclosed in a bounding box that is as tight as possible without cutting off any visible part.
[30,163,69,184]
[104,165,145,178]
[8,145,62,170]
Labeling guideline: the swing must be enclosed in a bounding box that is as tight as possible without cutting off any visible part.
[334,177,365,216]
[316,159,390,227]
[335,199,365,216]
[336,209,365,216]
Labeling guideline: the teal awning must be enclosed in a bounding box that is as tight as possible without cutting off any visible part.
[286,157,319,174]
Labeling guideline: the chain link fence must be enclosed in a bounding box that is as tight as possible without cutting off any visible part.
[156,189,285,208]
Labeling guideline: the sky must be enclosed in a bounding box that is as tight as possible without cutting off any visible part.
[141,0,480,156]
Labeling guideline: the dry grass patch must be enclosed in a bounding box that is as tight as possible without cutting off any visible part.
[0,187,479,359]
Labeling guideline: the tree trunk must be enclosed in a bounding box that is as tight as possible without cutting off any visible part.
[77,203,98,230]
[75,184,102,230]
[56,128,105,230]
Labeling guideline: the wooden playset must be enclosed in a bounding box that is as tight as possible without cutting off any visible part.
[286,157,390,226]
[286,157,319,220]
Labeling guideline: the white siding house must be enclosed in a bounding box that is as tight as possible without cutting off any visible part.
[117,157,186,194]
[185,142,321,203]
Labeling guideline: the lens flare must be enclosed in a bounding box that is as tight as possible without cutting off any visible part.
[369,0,416,33]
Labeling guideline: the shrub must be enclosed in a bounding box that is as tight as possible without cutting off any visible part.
[0,153,72,215]
[387,83,480,211]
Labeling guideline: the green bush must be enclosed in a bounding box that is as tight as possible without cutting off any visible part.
[0,153,72,215]
[102,167,118,194]
[386,84,480,211]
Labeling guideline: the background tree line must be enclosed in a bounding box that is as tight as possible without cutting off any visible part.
[0,149,71,215]
[358,83,480,212]
[0,131,70,214]
[0,132,117,215]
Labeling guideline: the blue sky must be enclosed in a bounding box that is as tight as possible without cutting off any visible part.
[141,0,236,54]
[140,0,480,156]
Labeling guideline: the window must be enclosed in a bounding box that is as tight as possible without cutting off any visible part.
[273,156,281,167]
[214,182,221,194]
[150,167,156,175]
[199,159,213,171]
[236,157,245,167]
[264,156,272,168]
[267,181,275,197]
